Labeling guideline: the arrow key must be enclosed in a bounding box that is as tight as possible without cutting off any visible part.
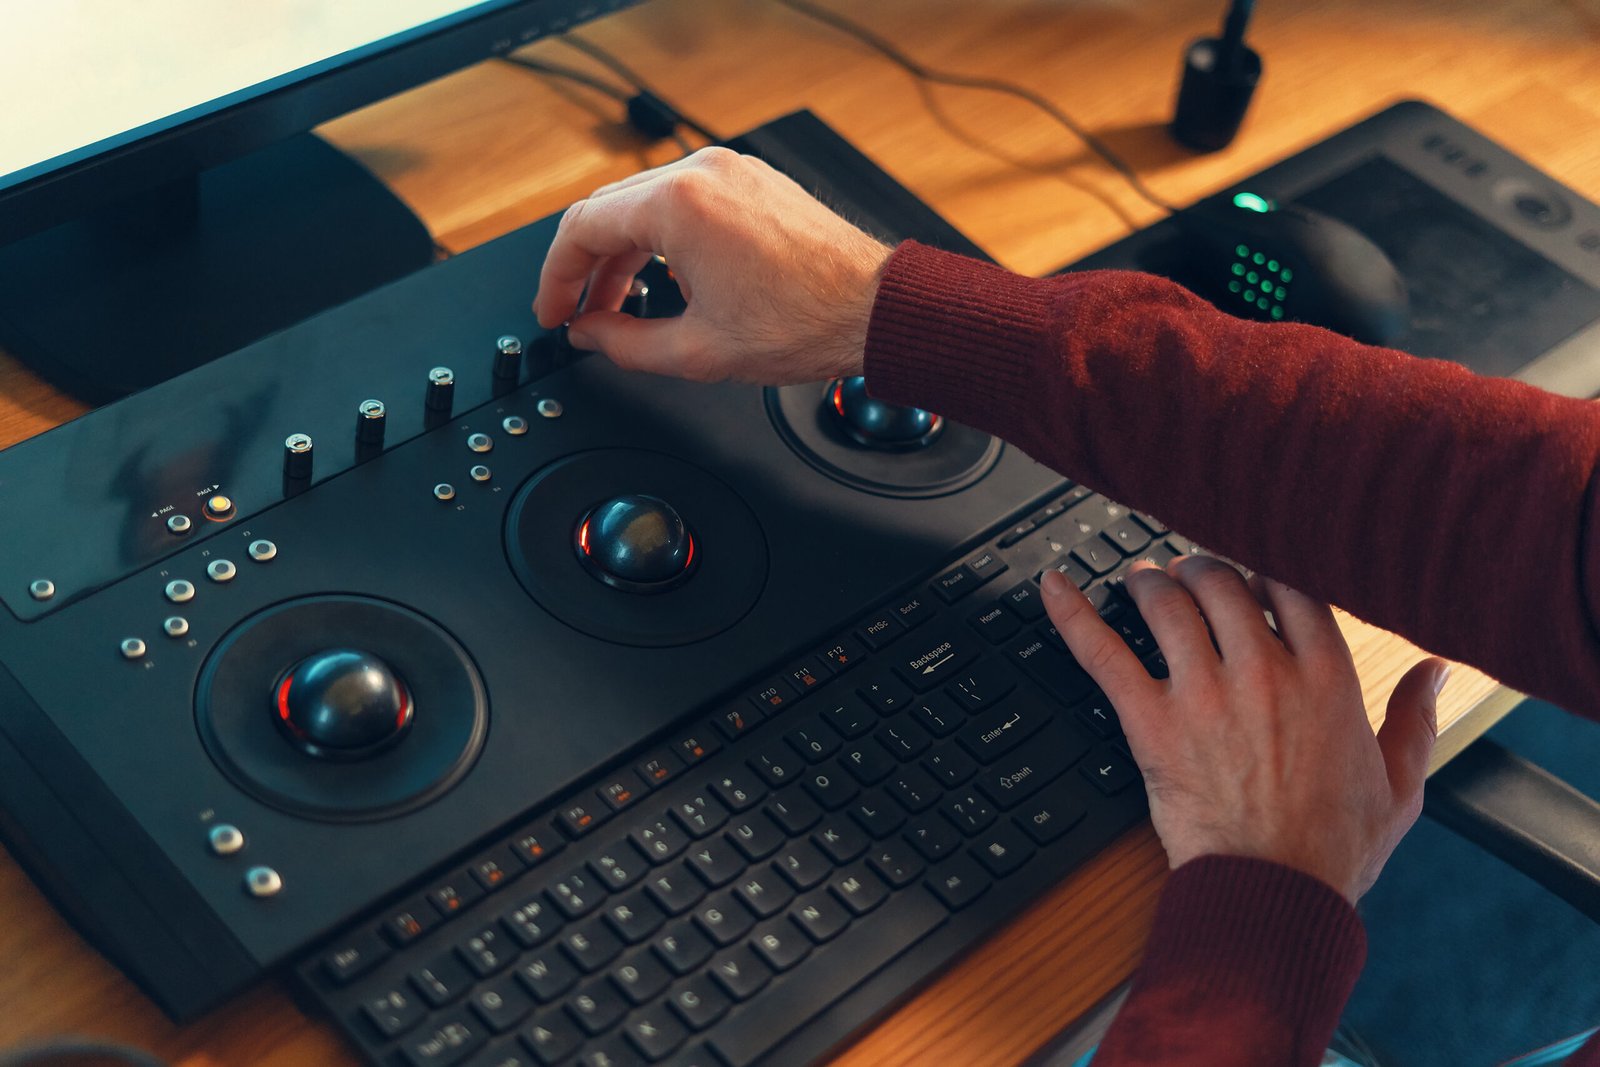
[1081,745,1141,795]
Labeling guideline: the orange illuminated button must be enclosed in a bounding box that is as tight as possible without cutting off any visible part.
[203,494,235,520]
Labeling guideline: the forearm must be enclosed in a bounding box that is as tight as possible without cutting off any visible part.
[865,241,1600,719]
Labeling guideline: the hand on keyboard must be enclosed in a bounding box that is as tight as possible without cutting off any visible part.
[534,146,891,387]
[1040,557,1449,902]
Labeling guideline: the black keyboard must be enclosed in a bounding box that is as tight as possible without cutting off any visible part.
[297,486,1191,1067]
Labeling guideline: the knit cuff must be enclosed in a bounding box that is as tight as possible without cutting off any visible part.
[1140,855,1368,1025]
[863,241,1060,425]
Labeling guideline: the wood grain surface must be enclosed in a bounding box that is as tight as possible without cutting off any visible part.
[1,1,1596,1063]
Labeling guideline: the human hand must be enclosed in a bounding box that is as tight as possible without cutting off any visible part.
[1040,557,1449,903]
[533,147,892,385]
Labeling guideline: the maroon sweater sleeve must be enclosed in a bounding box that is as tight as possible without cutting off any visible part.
[862,241,1600,1064]
[865,241,1600,722]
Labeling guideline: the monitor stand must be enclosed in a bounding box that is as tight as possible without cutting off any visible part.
[0,133,435,405]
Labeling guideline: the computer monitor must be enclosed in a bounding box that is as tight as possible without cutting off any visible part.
[0,0,644,403]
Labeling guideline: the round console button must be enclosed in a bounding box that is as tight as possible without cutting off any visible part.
[167,515,193,535]
[120,637,147,660]
[470,465,492,483]
[208,824,245,855]
[244,866,282,898]
[164,616,190,638]
[166,579,196,604]
[502,415,529,436]
[28,579,54,601]
[207,559,238,583]
[537,398,564,419]
[434,483,457,502]
[248,540,277,562]
[204,495,235,521]
[467,433,493,453]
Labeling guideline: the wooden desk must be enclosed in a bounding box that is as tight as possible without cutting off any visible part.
[1,1,1595,1062]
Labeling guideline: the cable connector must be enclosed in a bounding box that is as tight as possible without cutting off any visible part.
[626,91,684,141]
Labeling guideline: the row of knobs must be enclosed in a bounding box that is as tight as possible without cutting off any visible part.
[279,334,542,486]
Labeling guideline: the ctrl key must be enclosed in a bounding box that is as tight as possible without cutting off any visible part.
[403,1015,482,1067]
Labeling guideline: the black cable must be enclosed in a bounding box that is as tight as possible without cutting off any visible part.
[557,35,723,143]
[501,54,632,102]
[771,0,1179,216]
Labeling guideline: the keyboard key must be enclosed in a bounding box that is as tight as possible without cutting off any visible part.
[967,600,1021,644]
[457,926,514,978]
[839,738,897,785]
[609,952,672,1005]
[891,627,979,692]
[1007,635,1095,704]
[878,717,932,760]
[1081,745,1141,795]
[623,1007,686,1061]
[908,692,965,738]
[429,874,486,920]
[561,919,623,973]
[965,549,1008,585]
[815,634,867,673]
[470,854,518,896]
[733,869,795,918]
[957,697,1049,762]
[635,747,685,788]
[829,862,889,915]
[363,986,426,1039]
[726,811,785,861]
[710,769,765,812]
[653,923,714,976]
[502,896,562,949]
[800,760,859,810]
[971,822,1036,877]
[519,1012,582,1064]
[999,581,1046,621]
[772,839,832,891]
[672,731,720,765]
[1102,515,1152,556]
[932,566,977,603]
[667,976,730,1031]
[1069,536,1120,575]
[867,843,926,888]
[1073,694,1123,738]
[694,892,755,946]
[820,693,876,738]
[1040,554,1094,589]
[855,608,904,650]
[713,706,760,742]
[747,742,804,788]
[973,721,1091,810]
[565,978,628,1035]
[557,800,608,840]
[574,1040,633,1067]
[709,945,773,1001]
[515,952,578,1003]
[921,744,977,787]
[1012,778,1088,845]
[886,765,941,813]
[784,722,841,762]
[670,793,730,838]
[547,868,604,920]
[857,674,914,715]
[903,815,963,862]
[891,593,936,630]
[939,791,997,836]
[644,866,706,916]
[848,789,906,838]
[604,891,667,944]
[403,1017,482,1067]
[322,929,389,985]
[707,887,943,1067]
[946,658,1016,712]
[789,891,850,944]
[632,819,689,864]
[412,952,474,1008]
[750,919,812,972]
[471,977,534,1033]
[926,854,992,910]
[686,838,746,888]
[590,841,650,891]
[597,772,650,813]
[783,657,832,695]
[996,520,1036,548]
[811,818,870,865]
[765,789,822,834]
[381,901,439,948]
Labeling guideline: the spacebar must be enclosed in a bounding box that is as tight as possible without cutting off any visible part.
[709,889,946,1067]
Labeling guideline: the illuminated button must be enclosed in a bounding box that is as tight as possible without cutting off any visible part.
[434,483,456,502]
[245,866,283,898]
[502,415,529,435]
[467,433,492,453]
[537,398,564,419]
[469,465,491,483]
[163,616,189,638]
[204,495,235,520]
[207,559,237,583]
[167,515,193,535]
[165,579,196,603]
[248,539,277,562]
[120,637,147,660]
[209,824,245,856]
[28,579,54,601]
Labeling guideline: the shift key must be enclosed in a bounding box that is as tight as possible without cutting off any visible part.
[890,627,978,692]
[956,694,1050,762]
[707,887,944,1067]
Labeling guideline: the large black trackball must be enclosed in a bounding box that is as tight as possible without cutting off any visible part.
[275,649,414,759]
[826,376,944,449]
[576,494,697,593]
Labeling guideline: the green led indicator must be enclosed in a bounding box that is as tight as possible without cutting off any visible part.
[1281,268,1293,282]
[1271,306,1285,319]
[1236,244,1250,258]
[1232,191,1273,213]
[1228,280,1242,293]
[1267,259,1279,273]
[1252,253,1266,265]
[1275,287,1287,300]
[1246,271,1259,284]
[1257,297,1270,310]
[1231,263,1245,276]
[1260,279,1273,291]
